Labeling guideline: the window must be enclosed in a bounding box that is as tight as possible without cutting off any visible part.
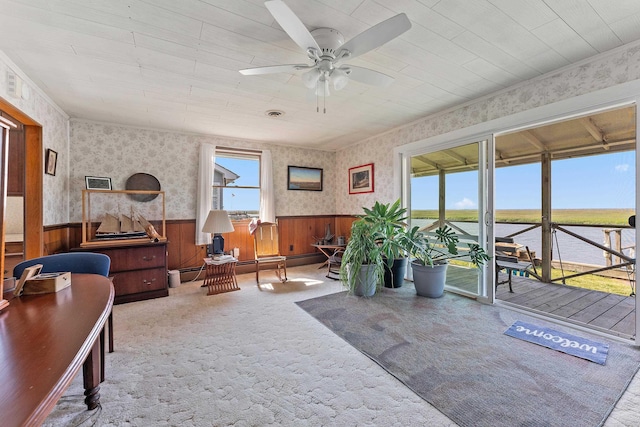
[213,149,260,220]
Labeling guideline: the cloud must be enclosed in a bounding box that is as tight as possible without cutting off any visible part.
[454,197,476,209]
[615,164,629,172]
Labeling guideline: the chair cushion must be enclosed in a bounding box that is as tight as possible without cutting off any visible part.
[256,256,286,263]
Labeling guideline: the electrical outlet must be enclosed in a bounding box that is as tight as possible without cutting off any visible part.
[289,245,294,251]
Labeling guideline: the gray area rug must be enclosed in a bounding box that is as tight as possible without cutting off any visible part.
[296,286,640,427]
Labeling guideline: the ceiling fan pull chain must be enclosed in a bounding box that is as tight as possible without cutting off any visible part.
[323,90,326,114]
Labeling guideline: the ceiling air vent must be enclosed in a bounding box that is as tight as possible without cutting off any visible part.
[265,110,285,118]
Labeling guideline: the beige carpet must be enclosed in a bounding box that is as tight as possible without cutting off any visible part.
[43,264,640,426]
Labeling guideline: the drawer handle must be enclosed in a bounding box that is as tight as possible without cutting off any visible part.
[143,278,157,285]
[142,256,156,261]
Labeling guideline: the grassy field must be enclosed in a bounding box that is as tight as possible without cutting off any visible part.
[411,208,635,226]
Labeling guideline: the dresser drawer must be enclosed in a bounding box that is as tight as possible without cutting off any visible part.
[106,245,165,271]
[111,267,167,296]
[73,242,168,304]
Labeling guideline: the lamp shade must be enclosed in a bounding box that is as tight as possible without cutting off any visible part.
[302,68,321,89]
[202,210,235,234]
[332,68,349,91]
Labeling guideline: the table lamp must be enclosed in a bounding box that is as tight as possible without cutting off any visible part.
[202,210,235,255]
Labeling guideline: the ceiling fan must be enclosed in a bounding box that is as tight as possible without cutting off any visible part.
[239,0,412,108]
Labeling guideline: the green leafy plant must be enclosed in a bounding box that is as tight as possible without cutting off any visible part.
[339,218,385,295]
[339,199,490,295]
[404,224,490,267]
[360,199,409,262]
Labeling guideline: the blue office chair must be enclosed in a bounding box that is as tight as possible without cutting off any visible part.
[13,252,114,377]
[14,252,111,278]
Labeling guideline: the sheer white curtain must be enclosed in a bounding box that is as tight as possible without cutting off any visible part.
[259,149,275,223]
[196,143,216,245]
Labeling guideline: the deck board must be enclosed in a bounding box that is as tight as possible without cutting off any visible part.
[450,267,636,339]
[590,298,636,329]
[532,288,587,312]
[611,311,636,335]
[570,294,628,324]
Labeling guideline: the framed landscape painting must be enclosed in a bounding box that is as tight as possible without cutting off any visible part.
[287,166,323,191]
[349,163,374,194]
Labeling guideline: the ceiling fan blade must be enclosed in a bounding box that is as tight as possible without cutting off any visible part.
[347,66,395,88]
[239,64,310,76]
[337,13,411,60]
[265,0,320,53]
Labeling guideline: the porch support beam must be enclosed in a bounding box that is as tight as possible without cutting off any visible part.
[439,169,445,228]
[541,152,552,282]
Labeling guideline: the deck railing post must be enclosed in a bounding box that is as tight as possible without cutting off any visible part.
[603,229,612,267]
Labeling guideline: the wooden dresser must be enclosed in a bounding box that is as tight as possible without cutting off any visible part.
[75,242,168,304]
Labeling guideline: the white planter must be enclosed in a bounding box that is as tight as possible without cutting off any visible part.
[411,261,448,298]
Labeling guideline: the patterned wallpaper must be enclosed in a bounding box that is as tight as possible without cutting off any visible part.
[335,41,640,215]
[0,53,69,226]
[69,121,336,222]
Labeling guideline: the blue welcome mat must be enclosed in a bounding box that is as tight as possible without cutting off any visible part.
[505,320,609,365]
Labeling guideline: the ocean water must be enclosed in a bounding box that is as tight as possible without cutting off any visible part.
[411,219,636,267]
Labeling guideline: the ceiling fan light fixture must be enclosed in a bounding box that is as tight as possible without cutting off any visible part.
[332,68,349,91]
[302,69,320,89]
[242,1,411,111]
[315,77,330,97]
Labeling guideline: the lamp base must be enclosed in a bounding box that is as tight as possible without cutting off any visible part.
[211,234,225,255]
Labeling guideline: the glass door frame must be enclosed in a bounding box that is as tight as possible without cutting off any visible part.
[397,134,494,300]
[393,85,640,344]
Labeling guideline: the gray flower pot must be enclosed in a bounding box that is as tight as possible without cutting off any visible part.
[353,264,378,297]
[411,260,448,298]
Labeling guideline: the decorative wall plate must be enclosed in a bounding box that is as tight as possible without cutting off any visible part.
[126,173,161,202]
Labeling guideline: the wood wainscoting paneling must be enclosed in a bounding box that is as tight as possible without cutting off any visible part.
[43,224,70,255]
[166,220,208,270]
[44,215,359,275]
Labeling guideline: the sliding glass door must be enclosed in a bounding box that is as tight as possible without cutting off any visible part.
[406,139,490,297]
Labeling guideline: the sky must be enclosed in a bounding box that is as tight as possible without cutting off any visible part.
[411,151,636,210]
[216,156,259,211]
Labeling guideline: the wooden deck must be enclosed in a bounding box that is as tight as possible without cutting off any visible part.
[445,266,636,339]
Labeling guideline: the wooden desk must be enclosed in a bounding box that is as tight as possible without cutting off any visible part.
[0,274,114,427]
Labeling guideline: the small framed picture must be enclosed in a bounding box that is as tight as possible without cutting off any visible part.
[85,176,112,191]
[349,163,374,194]
[14,264,43,296]
[45,149,58,176]
[287,166,323,191]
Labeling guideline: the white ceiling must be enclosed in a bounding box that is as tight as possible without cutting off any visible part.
[1,0,640,151]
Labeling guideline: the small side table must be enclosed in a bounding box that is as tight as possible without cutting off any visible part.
[203,257,240,296]
[311,244,346,269]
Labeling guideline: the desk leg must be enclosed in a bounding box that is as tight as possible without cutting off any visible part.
[83,338,102,410]
[316,248,332,269]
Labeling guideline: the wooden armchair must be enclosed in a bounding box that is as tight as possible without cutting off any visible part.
[253,222,287,283]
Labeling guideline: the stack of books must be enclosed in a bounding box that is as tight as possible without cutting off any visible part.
[204,255,237,265]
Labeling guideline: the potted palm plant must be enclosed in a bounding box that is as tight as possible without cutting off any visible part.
[339,218,385,296]
[402,225,490,298]
[360,199,409,288]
